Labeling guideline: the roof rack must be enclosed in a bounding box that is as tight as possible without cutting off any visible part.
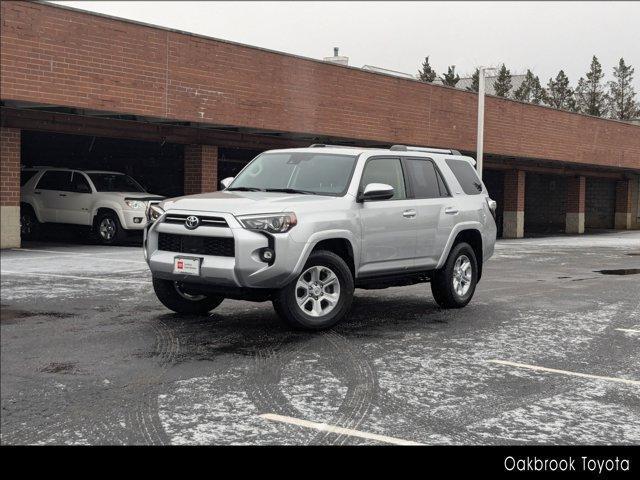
[389,145,461,155]
[309,144,369,149]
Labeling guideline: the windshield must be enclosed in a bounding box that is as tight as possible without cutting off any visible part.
[87,173,145,193]
[228,152,357,196]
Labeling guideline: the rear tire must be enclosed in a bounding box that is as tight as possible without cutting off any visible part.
[20,205,41,241]
[431,242,478,308]
[94,211,125,245]
[152,278,224,315]
[273,250,354,331]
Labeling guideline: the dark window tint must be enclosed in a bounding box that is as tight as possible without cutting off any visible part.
[445,159,483,195]
[71,172,92,193]
[404,159,447,198]
[36,171,72,191]
[20,170,38,186]
[360,158,407,200]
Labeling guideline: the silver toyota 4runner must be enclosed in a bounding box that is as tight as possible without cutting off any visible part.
[144,145,497,330]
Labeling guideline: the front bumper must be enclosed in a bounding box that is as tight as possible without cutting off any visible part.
[144,210,307,289]
[121,209,148,230]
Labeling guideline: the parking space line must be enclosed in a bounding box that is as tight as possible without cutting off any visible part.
[10,248,146,264]
[615,328,640,334]
[259,413,423,445]
[488,360,639,386]
[1,270,148,285]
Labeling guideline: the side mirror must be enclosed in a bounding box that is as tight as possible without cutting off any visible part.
[358,183,395,202]
[220,177,234,189]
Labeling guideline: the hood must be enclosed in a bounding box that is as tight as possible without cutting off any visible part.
[161,190,342,216]
[98,192,164,201]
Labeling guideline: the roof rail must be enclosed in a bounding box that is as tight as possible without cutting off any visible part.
[309,144,368,149]
[390,145,461,155]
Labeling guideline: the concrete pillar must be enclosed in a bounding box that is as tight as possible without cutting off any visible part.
[565,175,586,234]
[184,144,218,195]
[503,169,526,238]
[615,178,633,229]
[1,127,21,249]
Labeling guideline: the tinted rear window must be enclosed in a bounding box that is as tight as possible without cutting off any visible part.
[445,159,483,195]
[36,171,72,191]
[404,159,449,198]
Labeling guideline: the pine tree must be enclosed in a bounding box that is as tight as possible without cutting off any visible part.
[607,58,638,120]
[493,64,512,98]
[417,56,437,83]
[514,69,547,105]
[467,68,480,92]
[575,56,607,117]
[545,70,576,111]
[441,65,460,87]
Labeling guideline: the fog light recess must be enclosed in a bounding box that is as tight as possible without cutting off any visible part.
[260,248,275,263]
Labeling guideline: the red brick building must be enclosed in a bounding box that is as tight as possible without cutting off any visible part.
[1,1,639,247]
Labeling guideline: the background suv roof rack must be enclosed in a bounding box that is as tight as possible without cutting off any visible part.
[308,144,369,149]
[390,145,461,155]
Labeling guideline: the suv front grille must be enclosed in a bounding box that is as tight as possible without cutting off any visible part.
[157,233,234,257]
[163,214,228,227]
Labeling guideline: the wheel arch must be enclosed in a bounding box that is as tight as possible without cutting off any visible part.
[437,223,484,280]
[289,230,358,282]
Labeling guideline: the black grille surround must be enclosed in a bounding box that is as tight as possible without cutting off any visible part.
[157,233,235,257]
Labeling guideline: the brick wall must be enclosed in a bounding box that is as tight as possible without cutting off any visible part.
[184,144,218,195]
[566,176,586,213]
[503,170,526,213]
[1,127,20,206]
[585,178,616,229]
[1,1,639,171]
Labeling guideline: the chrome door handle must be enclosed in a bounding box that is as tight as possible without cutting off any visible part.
[444,207,459,215]
[402,209,417,218]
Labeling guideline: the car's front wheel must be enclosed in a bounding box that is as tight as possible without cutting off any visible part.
[152,278,224,315]
[95,211,125,245]
[273,250,354,330]
[430,242,478,308]
[20,206,41,240]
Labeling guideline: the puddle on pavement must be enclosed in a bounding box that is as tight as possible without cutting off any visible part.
[0,308,78,323]
[40,362,78,374]
[595,269,640,275]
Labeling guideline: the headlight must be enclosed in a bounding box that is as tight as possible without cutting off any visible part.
[125,200,146,209]
[237,212,297,233]
[146,204,164,222]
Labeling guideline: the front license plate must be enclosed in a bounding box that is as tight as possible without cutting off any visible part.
[173,256,201,276]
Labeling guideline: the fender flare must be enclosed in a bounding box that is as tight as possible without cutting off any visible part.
[20,200,44,223]
[91,203,127,228]
[286,229,359,283]
[435,221,483,270]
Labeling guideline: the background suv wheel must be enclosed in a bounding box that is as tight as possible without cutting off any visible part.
[431,242,478,308]
[273,250,354,330]
[20,205,41,241]
[94,211,124,245]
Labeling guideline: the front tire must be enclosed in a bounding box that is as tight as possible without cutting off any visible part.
[95,211,125,245]
[431,242,478,308]
[152,278,224,315]
[20,205,41,241]
[273,250,354,330]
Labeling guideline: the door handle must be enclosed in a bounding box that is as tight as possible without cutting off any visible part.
[59,193,67,197]
[402,209,417,218]
[444,207,459,215]
[34,191,41,195]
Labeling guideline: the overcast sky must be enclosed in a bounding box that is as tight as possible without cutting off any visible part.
[52,1,640,89]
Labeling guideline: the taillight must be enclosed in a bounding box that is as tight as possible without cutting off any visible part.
[486,197,497,220]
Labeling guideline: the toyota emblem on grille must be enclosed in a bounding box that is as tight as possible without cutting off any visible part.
[185,215,200,230]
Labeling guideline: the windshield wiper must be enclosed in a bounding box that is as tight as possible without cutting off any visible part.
[227,187,264,192]
[264,188,317,195]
